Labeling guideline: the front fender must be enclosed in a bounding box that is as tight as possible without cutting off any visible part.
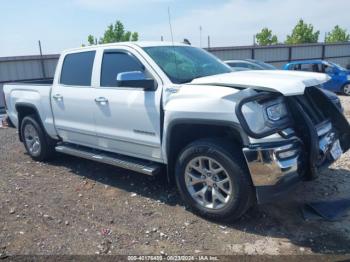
[163,118,249,162]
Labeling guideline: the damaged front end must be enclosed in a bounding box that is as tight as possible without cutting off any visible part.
[287,87,350,180]
[237,87,350,203]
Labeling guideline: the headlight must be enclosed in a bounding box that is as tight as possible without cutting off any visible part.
[266,103,288,121]
[236,93,292,138]
[347,75,350,81]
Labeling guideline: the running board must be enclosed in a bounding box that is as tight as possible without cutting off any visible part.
[55,143,161,176]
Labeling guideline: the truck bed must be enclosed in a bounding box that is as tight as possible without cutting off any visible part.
[3,80,58,138]
[13,78,54,85]
[1,78,53,112]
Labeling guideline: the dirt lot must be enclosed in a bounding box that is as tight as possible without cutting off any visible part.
[1,97,350,256]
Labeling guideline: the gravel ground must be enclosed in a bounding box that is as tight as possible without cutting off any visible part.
[0,97,350,256]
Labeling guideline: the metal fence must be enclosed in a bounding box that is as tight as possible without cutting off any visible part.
[1,42,350,111]
[0,54,59,82]
[0,54,59,112]
[207,42,350,68]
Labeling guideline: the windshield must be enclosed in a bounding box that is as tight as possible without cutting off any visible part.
[329,62,347,71]
[143,46,232,84]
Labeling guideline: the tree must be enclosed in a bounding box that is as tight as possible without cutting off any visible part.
[87,35,97,45]
[325,25,350,43]
[285,19,320,44]
[131,32,139,42]
[87,20,139,45]
[255,28,278,45]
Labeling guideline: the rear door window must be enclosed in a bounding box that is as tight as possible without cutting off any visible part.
[60,51,96,86]
[228,62,252,69]
[300,64,314,72]
[291,64,301,70]
[236,63,250,68]
[312,64,321,72]
[227,62,238,67]
[247,64,261,70]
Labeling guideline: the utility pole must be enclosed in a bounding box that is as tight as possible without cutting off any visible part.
[253,34,256,46]
[199,26,202,47]
[208,35,211,49]
[161,36,164,41]
[38,40,46,78]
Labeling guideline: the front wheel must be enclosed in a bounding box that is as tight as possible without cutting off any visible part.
[342,83,350,96]
[175,139,254,222]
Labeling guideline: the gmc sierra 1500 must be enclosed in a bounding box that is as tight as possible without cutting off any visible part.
[4,42,350,221]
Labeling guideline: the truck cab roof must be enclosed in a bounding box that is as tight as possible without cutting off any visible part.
[64,41,189,54]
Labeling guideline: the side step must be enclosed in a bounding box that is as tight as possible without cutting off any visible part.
[55,143,161,176]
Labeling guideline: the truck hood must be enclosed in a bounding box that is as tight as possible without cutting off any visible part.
[190,70,330,96]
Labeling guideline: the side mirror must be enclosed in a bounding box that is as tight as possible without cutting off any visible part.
[116,71,156,90]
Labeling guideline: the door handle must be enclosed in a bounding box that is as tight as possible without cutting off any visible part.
[95,97,108,104]
[53,94,63,101]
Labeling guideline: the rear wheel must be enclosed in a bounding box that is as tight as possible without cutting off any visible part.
[342,83,350,96]
[20,115,56,161]
[175,138,254,222]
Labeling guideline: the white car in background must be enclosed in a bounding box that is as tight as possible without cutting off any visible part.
[225,59,277,71]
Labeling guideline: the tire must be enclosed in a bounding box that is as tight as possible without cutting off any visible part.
[175,138,255,222]
[342,83,350,96]
[20,115,56,161]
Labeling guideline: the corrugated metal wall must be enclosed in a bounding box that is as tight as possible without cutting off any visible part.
[0,54,59,111]
[0,54,59,82]
[1,42,350,110]
[1,42,349,84]
[207,42,350,68]
[1,42,349,83]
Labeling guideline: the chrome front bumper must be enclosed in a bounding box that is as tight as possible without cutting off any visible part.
[243,121,342,203]
[243,141,302,186]
[243,140,303,203]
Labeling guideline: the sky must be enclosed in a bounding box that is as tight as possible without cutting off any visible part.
[1,0,350,57]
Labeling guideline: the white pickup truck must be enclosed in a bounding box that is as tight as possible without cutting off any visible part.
[4,42,350,221]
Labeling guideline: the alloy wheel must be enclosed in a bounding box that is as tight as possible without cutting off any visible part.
[344,84,350,95]
[184,156,233,210]
[24,123,41,156]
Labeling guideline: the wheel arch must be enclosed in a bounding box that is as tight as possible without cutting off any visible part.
[342,81,350,95]
[164,119,249,184]
[15,103,45,142]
